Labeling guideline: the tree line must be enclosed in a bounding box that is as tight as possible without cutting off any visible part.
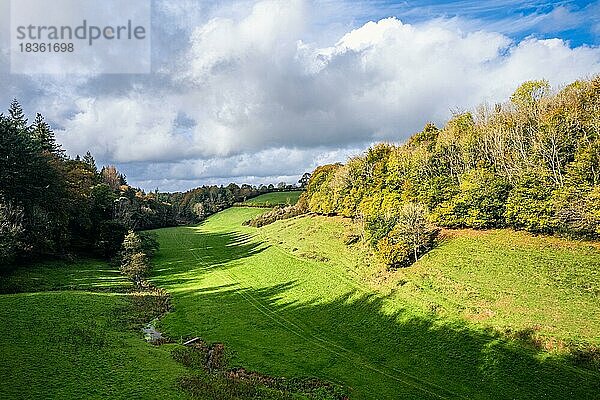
[301,76,600,267]
[0,101,294,268]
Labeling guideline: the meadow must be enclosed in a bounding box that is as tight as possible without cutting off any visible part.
[240,191,303,207]
[2,193,599,399]
[149,200,600,399]
[0,260,189,399]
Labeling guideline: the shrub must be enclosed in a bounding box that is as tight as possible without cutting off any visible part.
[376,237,412,267]
[120,230,158,285]
[505,171,555,233]
[434,169,511,229]
[364,214,397,245]
[394,202,439,262]
[360,189,403,245]
[552,185,600,238]
[375,203,439,268]
[243,205,306,228]
[121,252,149,279]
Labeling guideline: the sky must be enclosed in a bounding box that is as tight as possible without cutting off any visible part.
[1,0,599,192]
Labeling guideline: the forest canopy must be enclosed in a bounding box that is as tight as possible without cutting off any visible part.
[301,76,600,266]
[0,101,291,268]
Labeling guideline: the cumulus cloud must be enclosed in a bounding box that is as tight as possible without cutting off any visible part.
[57,95,192,162]
[172,6,599,159]
[119,146,362,192]
[17,0,600,190]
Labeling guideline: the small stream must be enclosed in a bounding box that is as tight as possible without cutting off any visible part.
[142,318,164,343]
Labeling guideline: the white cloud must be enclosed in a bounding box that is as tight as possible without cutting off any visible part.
[171,10,599,158]
[16,0,600,190]
[120,146,362,191]
[56,95,194,162]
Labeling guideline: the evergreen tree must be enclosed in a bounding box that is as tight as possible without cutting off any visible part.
[83,151,97,172]
[8,99,27,131]
[0,114,44,204]
[31,113,62,155]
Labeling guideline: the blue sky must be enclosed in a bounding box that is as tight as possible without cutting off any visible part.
[305,0,600,45]
[409,0,600,46]
[1,0,599,191]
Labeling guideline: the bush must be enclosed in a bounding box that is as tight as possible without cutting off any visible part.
[120,230,159,284]
[376,237,412,267]
[552,185,600,238]
[364,214,398,245]
[375,203,439,268]
[505,171,555,233]
[121,252,149,279]
[394,202,439,261]
[434,168,511,229]
[360,189,403,245]
[243,205,306,228]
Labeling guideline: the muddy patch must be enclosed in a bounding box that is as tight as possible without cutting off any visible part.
[172,337,348,399]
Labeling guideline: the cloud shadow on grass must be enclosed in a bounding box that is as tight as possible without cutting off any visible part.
[169,280,600,400]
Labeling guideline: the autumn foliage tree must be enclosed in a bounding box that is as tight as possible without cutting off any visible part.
[302,76,600,267]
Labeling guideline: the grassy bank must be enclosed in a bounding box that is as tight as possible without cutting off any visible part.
[150,203,600,399]
[260,215,600,350]
[0,260,188,399]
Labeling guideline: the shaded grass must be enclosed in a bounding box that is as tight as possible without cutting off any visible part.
[151,208,600,399]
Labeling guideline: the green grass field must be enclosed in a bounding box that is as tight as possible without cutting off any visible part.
[2,193,598,399]
[0,260,189,400]
[150,205,600,399]
[260,217,600,350]
[240,191,302,207]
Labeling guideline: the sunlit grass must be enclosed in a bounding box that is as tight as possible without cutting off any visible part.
[239,191,302,207]
[151,207,600,399]
[0,261,188,400]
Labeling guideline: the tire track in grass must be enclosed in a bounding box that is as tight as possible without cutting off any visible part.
[167,225,465,399]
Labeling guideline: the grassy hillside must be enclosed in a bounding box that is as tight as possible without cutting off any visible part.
[5,207,596,399]
[260,216,600,349]
[240,191,302,207]
[0,260,189,400]
[151,207,600,399]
